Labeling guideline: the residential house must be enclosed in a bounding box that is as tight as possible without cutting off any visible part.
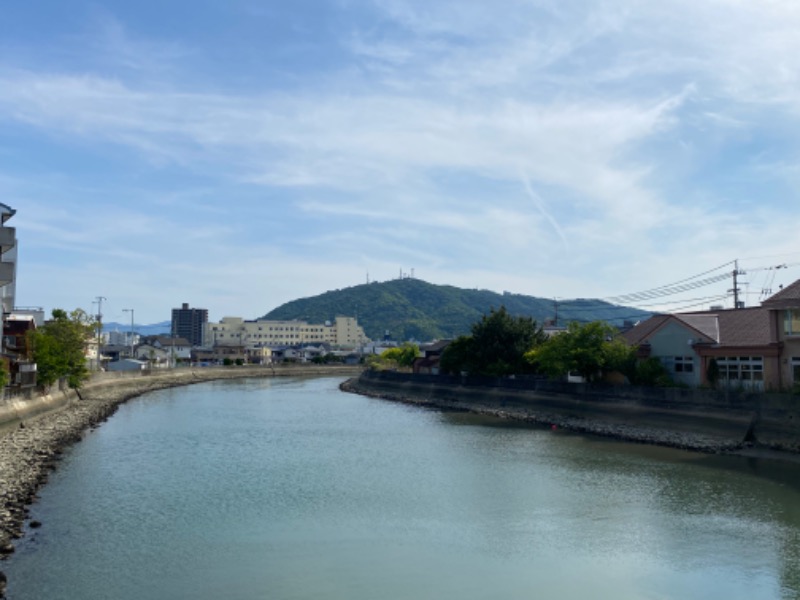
[761,279,800,389]
[136,335,192,366]
[107,358,148,372]
[134,343,170,366]
[412,340,451,374]
[101,344,131,362]
[622,288,798,391]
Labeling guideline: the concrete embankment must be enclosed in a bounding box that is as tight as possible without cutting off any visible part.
[343,371,800,456]
[0,365,361,569]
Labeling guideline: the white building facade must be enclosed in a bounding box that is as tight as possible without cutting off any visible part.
[207,316,369,348]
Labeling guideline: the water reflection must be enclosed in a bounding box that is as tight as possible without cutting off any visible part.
[4,379,799,600]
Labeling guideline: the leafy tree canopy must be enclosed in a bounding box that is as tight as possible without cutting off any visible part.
[28,308,96,389]
[380,343,420,368]
[527,321,636,383]
[440,307,546,377]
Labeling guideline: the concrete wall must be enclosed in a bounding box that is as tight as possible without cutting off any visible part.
[0,387,77,432]
[0,364,363,431]
[359,371,800,452]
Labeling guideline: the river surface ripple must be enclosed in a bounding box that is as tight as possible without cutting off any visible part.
[4,376,800,600]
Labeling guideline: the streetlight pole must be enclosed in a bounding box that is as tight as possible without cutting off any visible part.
[122,308,134,359]
[92,295,107,371]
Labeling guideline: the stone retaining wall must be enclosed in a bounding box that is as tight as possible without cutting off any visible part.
[348,371,800,454]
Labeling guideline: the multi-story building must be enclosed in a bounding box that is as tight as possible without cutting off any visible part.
[171,303,208,347]
[0,203,17,319]
[207,316,369,349]
[1,204,37,389]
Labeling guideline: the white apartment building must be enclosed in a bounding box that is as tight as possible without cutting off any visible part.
[207,316,369,348]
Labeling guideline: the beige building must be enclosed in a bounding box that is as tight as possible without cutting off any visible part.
[207,316,369,349]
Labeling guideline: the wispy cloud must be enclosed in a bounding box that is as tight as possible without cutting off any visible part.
[4,0,800,321]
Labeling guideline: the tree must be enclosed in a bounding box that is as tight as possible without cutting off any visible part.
[28,308,96,389]
[440,307,546,377]
[381,343,420,368]
[0,361,9,389]
[631,357,672,387]
[527,321,634,383]
[439,336,474,375]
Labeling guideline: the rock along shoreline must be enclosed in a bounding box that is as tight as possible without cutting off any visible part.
[340,376,800,461]
[0,365,361,582]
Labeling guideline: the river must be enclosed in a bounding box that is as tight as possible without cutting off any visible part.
[3,376,800,599]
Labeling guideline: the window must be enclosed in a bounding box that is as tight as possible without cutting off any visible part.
[792,358,800,384]
[785,310,800,336]
[674,356,694,373]
[716,356,764,389]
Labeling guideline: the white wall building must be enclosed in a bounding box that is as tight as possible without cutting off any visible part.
[207,316,369,349]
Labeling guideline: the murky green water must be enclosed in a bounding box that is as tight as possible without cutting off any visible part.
[4,377,800,599]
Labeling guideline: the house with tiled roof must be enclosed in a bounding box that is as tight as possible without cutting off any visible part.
[761,279,800,387]
[412,339,452,374]
[621,286,799,390]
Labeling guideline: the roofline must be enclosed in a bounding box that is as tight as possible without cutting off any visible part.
[0,203,15,224]
[625,313,717,346]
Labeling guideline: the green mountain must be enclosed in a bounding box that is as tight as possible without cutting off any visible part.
[262,278,651,342]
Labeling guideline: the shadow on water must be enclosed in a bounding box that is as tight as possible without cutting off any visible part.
[439,409,800,491]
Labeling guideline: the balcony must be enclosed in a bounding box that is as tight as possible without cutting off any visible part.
[0,261,13,286]
[0,227,15,254]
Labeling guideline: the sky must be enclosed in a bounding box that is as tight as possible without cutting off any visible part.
[3,0,800,326]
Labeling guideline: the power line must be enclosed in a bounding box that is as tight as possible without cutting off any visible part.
[604,272,732,304]
[546,259,797,316]
[622,294,730,309]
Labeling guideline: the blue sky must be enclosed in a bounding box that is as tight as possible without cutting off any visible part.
[3,0,800,325]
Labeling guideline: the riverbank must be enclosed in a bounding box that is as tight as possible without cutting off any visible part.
[341,372,800,459]
[0,365,361,572]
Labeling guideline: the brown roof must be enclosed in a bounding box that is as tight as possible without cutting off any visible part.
[712,307,775,346]
[621,314,672,345]
[674,314,719,341]
[624,306,776,349]
[762,278,800,309]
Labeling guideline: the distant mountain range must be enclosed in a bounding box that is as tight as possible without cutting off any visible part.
[262,278,651,341]
[103,321,171,337]
[101,280,651,343]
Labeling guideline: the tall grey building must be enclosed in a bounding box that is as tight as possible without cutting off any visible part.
[171,303,208,347]
[0,203,17,316]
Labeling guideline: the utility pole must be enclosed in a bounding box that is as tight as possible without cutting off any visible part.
[553,297,559,327]
[123,308,134,359]
[729,260,746,309]
[93,295,107,370]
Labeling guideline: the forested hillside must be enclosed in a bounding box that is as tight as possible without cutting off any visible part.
[262,278,650,341]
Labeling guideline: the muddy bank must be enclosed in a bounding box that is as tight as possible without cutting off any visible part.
[340,375,770,456]
[0,365,360,571]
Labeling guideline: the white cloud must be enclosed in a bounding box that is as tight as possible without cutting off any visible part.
[5,0,800,325]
